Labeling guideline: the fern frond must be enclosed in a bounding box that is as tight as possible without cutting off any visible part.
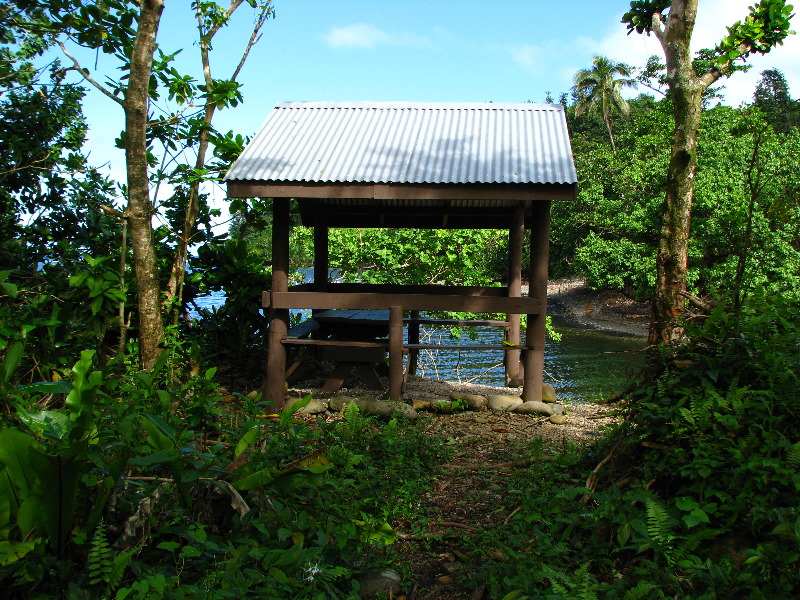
[87,523,113,586]
[644,496,674,544]
[679,527,723,554]
[787,441,800,469]
[623,581,657,600]
[553,486,592,501]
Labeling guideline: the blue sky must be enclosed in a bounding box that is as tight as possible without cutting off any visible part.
[60,0,800,217]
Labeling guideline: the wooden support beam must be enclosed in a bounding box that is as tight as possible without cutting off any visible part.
[388,306,404,401]
[266,198,290,410]
[408,310,420,376]
[505,204,524,386]
[522,200,551,402]
[271,292,542,314]
[323,283,509,296]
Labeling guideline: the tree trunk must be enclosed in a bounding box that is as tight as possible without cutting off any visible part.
[164,102,214,319]
[650,84,703,343]
[649,0,705,344]
[125,0,165,370]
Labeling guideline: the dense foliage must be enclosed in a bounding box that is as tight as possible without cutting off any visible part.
[0,349,446,598]
[475,291,800,599]
[1,0,800,596]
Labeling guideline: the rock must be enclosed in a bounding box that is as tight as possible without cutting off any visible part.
[542,383,558,403]
[412,399,432,411]
[363,401,418,421]
[329,396,371,412]
[487,394,523,411]
[283,397,328,415]
[550,414,568,425]
[356,569,402,599]
[431,400,458,414]
[450,393,488,411]
[550,403,565,416]
[413,396,463,413]
[513,401,553,416]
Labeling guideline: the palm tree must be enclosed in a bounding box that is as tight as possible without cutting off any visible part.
[573,55,636,151]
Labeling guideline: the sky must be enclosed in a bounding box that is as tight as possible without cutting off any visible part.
[61,0,800,216]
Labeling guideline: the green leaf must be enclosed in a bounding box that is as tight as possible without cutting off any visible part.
[1,342,24,383]
[15,381,74,395]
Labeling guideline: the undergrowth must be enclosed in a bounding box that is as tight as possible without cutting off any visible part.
[0,345,445,599]
[473,290,800,599]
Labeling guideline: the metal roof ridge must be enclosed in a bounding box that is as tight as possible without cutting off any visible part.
[274,100,563,111]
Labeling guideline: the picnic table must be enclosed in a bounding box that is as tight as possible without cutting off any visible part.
[283,308,516,394]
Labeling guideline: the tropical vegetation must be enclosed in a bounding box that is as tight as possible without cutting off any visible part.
[1,0,799,598]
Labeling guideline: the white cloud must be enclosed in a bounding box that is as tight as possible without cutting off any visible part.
[325,23,390,48]
[324,23,431,49]
[508,43,547,75]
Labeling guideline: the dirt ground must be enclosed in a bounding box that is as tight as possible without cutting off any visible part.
[362,381,619,600]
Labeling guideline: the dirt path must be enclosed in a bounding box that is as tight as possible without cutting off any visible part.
[385,398,619,600]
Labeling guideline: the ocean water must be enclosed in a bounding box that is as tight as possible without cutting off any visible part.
[192,289,645,402]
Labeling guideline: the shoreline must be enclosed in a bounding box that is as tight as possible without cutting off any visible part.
[546,277,650,338]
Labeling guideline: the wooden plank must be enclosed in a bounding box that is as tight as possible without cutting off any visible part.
[327,283,507,296]
[228,180,577,202]
[281,339,389,348]
[271,292,543,314]
[314,309,389,323]
[302,310,510,328]
[404,344,533,351]
[407,318,510,328]
[287,318,320,339]
[373,183,576,202]
[320,362,355,394]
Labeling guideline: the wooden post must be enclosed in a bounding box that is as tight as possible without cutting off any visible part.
[266,198,290,409]
[312,205,329,316]
[408,310,420,376]
[522,200,551,402]
[388,305,404,401]
[505,204,524,386]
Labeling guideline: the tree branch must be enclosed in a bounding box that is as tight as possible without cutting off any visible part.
[699,42,749,89]
[651,11,666,44]
[58,42,124,107]
[231,3,273,82]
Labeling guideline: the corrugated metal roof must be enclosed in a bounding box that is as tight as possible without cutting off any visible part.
[224,101,577,185]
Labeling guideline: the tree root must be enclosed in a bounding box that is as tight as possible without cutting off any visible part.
[581,438,623,503]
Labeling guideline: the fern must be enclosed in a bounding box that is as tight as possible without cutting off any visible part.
[87,522,134,594]
[87,524,114,586]
[553,485,593,501]
[623,581,657,600]
[679,527,723,554]
[644,496,674,545]
[787,441,800,469]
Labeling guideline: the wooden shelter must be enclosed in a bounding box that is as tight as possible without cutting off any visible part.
[224,101,577,408]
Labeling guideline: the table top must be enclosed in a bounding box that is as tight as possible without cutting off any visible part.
[313,309,390,324]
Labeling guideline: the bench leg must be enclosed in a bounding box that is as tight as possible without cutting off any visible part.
[320,362,355,394]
